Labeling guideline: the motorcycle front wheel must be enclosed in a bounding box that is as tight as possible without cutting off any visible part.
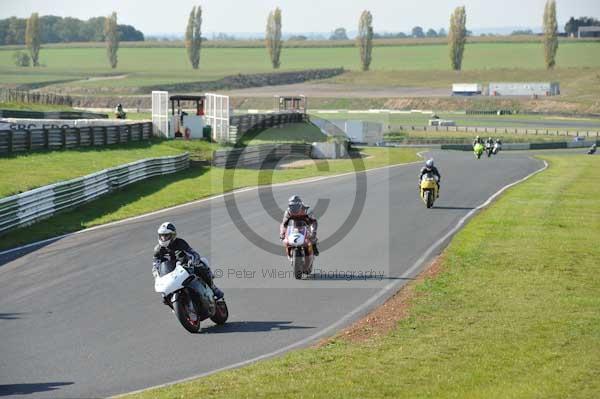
[210,300,229,325]
[174,291,201,333]
[425,190,434,208]
[292,252,303,280]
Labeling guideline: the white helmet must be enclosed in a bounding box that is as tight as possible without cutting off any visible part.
[425,159,434,169]
[157,222,176,247]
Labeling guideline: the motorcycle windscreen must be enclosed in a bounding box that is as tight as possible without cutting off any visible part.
[158,261,176,277]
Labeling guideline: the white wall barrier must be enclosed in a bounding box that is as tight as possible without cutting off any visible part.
[0,153,189,234]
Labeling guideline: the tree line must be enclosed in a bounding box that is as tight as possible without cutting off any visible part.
[0,15,143,45]
[12,1,565,71]
[262,1,559,72]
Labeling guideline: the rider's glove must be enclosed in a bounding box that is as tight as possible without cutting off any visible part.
[152,265,159,278]
[280,233,285,240]
[186,259,196,270]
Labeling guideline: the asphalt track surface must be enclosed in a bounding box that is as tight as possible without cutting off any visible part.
[0,150,543,398]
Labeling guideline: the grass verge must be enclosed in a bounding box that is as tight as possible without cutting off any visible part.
[123,153,600,399]
[1,147,420,251]
[0,139,220,198]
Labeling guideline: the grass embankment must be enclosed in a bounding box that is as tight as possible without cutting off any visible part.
[0,147,420,251]
[125,153,600,399]
[0,139,220,198]
[239,122,328,145]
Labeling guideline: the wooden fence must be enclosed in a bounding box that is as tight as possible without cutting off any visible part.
[0,88,73,107]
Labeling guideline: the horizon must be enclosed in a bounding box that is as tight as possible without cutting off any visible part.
[1,0,598,37]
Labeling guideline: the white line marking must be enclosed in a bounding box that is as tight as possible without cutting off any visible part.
[113,157,548,398]
[0,151,427,257]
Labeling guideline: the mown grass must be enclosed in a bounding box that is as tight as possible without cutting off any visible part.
[0,147,420,251]
[0,42,599,91]
[0,139,220,198]
[239,122,328,145]
[124,153,600,399]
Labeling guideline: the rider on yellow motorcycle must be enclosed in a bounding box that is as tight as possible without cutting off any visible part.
[419,159,441,197]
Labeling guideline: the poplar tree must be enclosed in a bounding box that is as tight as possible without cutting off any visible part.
[25,12,41,66]
[104,12,119,69]
[357,10,374,71]
[543,0,559,69]
[449,6,467,71]
[266,8,282,69]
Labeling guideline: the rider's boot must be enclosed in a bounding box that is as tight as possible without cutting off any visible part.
[313,242,320,256]
[196,266,224,299]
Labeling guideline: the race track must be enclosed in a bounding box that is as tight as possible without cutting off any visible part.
[0,150,543,398]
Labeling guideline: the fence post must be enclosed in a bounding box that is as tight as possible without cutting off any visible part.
[61,128,67,149]
[103,126,108,145]
[76,128,81,147]
[8,130,13,153]
[127,125,132,142]
[44,129,49,149]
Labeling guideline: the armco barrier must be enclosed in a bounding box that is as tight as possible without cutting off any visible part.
[212,143,312,168]
[441,140,598,151]
[0,153,189,234]
[398,125,600,138]
[0,122,152,154]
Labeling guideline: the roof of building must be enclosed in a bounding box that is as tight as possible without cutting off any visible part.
[169,95,206,101]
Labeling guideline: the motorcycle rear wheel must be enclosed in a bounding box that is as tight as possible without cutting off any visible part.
[174,292,201,333]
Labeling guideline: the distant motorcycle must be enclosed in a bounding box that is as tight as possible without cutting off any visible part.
[474,143,484,159]
[153,261,228,333]
[492,142,502,155]
[282,219,315,279]
[588,145,597,155]
[485,143,494,157]
[419,173,439,209]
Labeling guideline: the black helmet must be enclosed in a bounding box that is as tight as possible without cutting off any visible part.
[157,222,176,247]
[288,195,303,214]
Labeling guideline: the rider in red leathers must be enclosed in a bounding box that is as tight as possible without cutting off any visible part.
[280,195,319,256]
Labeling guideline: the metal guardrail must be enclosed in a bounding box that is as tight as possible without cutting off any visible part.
[441,140,599,151]
[0,153,189,234]
[212,143,312,168]
[0,122,152,154]
[395,124,600,137]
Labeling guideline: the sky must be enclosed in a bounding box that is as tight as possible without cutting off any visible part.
[1,0,599,35]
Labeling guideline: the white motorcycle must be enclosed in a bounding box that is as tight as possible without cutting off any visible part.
[492,142,502,155]
[153,261,228,333]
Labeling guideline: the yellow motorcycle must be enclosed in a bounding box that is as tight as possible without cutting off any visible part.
[420,174,439,208]
[473,143,484,159]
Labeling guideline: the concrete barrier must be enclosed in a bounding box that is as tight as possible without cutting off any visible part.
[311,142,348,159]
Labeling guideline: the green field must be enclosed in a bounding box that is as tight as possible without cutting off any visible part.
[1,42,599,92]
[0,147,420,250]
[124,153,600,399]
